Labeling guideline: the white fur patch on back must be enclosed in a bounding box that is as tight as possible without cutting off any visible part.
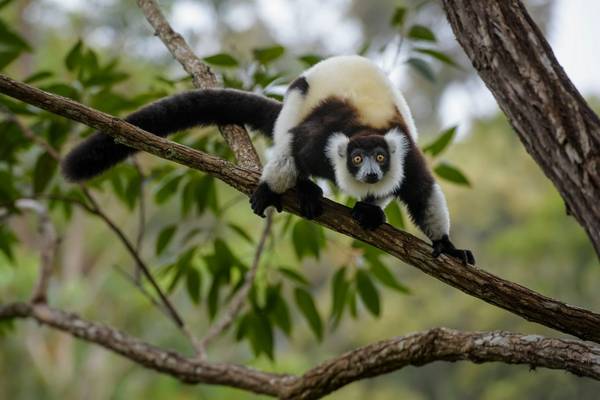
[261,88,305,193]
[326,129,409,199]
[299,55,418,140]
[422,183,450,240]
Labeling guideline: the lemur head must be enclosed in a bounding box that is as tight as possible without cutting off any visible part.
[346,135,391,183]
[327,129,406,186]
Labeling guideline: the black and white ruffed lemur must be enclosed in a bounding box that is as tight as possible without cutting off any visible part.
[62,55,475,265]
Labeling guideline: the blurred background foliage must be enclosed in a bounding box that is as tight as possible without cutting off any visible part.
[0,0,599,399]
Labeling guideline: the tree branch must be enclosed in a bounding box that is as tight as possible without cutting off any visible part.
[2,73,600,346]
[1,302,599,399]
[136,0,261,171]
[11,199,59,304]
[441,0,600,257]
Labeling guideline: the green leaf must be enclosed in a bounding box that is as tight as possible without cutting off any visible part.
[24,70,53,84]
[0,20,31,52]
[155,225,176,256]
[33,152,58,195]
[423,126,457,156]
[253,45,285,65]
[228,223,254,244]
[390,7,407,28]
[407,24,436,42]
[186,267,202,304]
[414,47,459,68]
[270,294,292,336]
[65,40,83,71]
[434,161,471,186]
[154,173,183,204]
[330,267,349,326]
[0,226,17,262]
[278,267,309,286]
[0,0,16,10]
[294,287,323,340]
[356,270,380,316]
[292,220,325,259]
[207,274,222,320]
[406,57,435,82]
[369,260,410,293]
[298,54,322,67]
[385,201,405,229]
[203,53,239,67]
[247,312,274,359]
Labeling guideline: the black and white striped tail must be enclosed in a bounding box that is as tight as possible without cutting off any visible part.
[61,89,282,182]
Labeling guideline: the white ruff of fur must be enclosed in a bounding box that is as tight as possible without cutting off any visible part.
[422,183,450,240]
[301,55,418,140]
[261,88,305,193]
[326,130,409,199]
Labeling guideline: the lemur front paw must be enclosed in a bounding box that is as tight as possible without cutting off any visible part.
[352,201,386,230]
[296,179,323,219]
[250,182,282,217]
[432,235,475,265]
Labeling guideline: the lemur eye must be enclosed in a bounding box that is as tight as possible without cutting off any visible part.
[376,154,385,163]
[352,155,363,165]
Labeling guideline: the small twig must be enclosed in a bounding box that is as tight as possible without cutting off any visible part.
[11,199,59,304]
[131,157,147,282]
[81,189,185,327]
[1,106,61,160]
[198,210,274,357]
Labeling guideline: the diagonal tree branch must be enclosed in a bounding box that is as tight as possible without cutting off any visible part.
[1,74,600,346]
[1,73,599,341]
[136,0,262,171]
[441,0,600,257]
[1,301,599,399]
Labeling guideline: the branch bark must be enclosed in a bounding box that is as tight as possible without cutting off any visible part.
[1,74,600,347]
[1,302,599,399]
[441,0,600,257]
[136,0,262,171]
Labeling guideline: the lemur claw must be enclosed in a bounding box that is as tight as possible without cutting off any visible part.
[352,201,386,230]
[296,179,324,219]
[432,235,475,265]
[250,182,282,217]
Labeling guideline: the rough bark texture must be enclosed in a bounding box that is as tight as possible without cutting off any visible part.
[1,302,599,399]
[441,0,600,257]
[2,74,600,347]
[136,0,262,170]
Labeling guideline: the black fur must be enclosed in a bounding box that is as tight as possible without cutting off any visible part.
[250,181,282,217]
[291,98,359,181]
[351,201,386,230]
[395,140,435,232]
[295,178,323,219]
[288,76,309,95]
[432,235,476,265]
[62,89,282,182]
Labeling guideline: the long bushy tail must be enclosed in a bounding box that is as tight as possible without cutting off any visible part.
[61,89,282,182]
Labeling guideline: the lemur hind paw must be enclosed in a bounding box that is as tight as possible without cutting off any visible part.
[296,179,323,220]
[251,182,282,217]
[432,235,475,266]
[352,201,386,230]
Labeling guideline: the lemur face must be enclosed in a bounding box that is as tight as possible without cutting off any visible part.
[346,136,391,184]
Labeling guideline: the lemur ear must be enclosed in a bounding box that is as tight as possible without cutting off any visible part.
[327,133,350,159]
[384,128,406,155]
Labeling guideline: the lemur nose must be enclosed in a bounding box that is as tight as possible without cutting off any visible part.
[365,173,379,183]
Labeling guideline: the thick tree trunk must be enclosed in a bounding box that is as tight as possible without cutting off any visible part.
[441,0,600,257]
